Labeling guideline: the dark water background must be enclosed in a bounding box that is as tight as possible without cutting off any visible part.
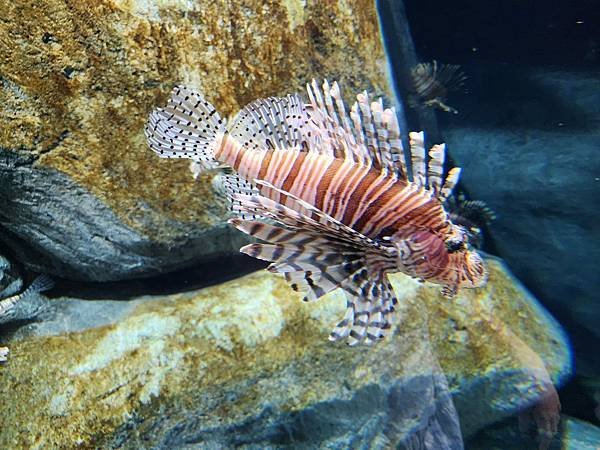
[403,0,600,433]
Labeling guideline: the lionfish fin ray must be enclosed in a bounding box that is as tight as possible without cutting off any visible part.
[306,80,371,164]
[228,94,310,152]
[213,174,263,220]
[145,86,226,176]
[306,80,410,179]
[406,131,462,202]
[440,167,462,201]
[330,273,398,345]
[427,144,445,196]
[230,183,398,344]
[409,131,427,187]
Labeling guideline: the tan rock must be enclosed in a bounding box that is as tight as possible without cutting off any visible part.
[0,258,570,447]
[0,0,391,279]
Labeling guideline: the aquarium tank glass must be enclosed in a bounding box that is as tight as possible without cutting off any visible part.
[0,0,597,448]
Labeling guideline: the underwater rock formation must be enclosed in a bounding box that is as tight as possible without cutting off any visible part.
[0,258,570,448]
[467,415,600,450]
[0,0,390,281]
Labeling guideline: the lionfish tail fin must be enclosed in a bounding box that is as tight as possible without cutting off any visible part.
[145,85,227,177]
[229,182,398,345]
[27,274,54,294]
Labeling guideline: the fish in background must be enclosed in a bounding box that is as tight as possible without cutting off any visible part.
[445,192,496,249]
[409,61,466,114]
[0,274,54,362]
[145,80,487,345]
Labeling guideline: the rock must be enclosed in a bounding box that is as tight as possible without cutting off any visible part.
[466,415,600,450]
[439,65,599,376]
[0,258,570,447]
[0,0,391,281]
[0,151,251,281]
[560,416,600,450]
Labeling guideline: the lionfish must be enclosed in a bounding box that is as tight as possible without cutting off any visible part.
[409,61,466,114]
[0,274,54,362]
[145,80,487,345]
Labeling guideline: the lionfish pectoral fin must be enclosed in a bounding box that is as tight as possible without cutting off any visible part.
[330,272,398,346]
[440,285,458,298]
[229,184,398,345]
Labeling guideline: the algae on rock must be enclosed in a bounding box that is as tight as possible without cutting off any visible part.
[0,258,570,448]
[0,0,390,280]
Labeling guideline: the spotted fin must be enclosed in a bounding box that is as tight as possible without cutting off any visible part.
[212,173,264,220]
[145,85,226,175]
[228,182,398,345]
[228,94,311,153]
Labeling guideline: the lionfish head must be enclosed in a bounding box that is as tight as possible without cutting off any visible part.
[444,224,488,289]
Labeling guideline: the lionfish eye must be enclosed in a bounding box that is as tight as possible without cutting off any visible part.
[445,239,464,253]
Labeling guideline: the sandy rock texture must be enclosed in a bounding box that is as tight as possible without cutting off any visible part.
[0,258,570,448]
[0,0,390,280]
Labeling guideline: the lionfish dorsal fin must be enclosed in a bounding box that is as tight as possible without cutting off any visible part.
[406,131,461,202]
[427,143,445,196]
[440,167,462,201]
[306,80,409,178]
[355,90,382,167]
[227,94,310,153]
[409,131,427,187]
[305,79,360,161]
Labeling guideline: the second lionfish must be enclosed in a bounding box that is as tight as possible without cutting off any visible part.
[145,80,487,345]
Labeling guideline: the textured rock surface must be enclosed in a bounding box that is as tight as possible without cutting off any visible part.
[439,66,599,375]
[0,258,570,448]
[0,0,391,280]
[467,415,600,450]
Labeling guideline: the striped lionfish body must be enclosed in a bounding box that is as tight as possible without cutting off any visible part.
[146,80,487,345]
